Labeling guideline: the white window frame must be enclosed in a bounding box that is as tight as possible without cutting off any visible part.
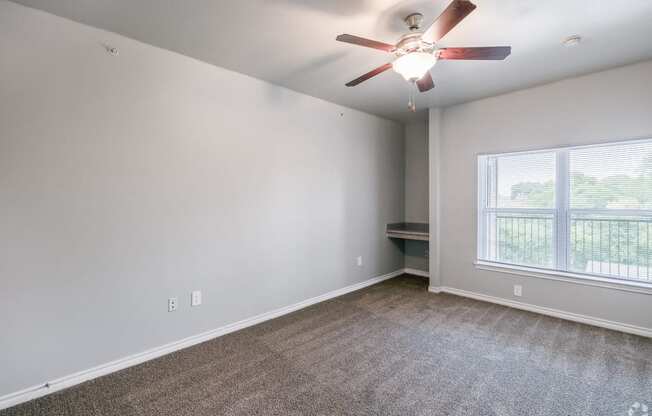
[476,138,652,292]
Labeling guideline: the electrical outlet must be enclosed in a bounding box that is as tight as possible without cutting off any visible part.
[356,256,363,267]
[191,290,202,306]
[168,297,178,312]
[513,285,522,297]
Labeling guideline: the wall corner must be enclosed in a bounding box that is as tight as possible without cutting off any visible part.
[428,108,442,288]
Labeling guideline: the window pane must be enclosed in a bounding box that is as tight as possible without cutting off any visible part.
[569,213,652,282]
[484,212,555,268]
[488,152,556,209]
[570,141,652,209]
[569,141,652,282]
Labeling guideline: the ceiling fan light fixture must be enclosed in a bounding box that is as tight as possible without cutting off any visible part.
[392,52,438,81]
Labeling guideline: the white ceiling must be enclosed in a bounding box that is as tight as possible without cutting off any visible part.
[11,0,652,122]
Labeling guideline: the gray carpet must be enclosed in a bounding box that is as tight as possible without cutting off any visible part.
[3,274,651,415]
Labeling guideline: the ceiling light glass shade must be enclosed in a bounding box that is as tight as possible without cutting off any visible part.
[392,52,437,81]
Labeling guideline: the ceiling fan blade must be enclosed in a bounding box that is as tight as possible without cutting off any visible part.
[438,46,511,60]
[345,63,393,87]
[421,0,477,44]
[416,72,434,92]
[336,34,395,52]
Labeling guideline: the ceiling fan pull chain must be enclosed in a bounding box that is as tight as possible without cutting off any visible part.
[408,81,417,112]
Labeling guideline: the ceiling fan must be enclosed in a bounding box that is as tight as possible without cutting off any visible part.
[336,0,511,111]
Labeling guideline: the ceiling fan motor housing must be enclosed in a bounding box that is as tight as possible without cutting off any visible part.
[395,32,434,57]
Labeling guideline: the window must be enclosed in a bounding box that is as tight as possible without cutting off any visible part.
[478,139,652,285]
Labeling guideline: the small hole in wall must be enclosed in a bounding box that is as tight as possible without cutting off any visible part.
[339,112,344,117]
[103,43,119,56]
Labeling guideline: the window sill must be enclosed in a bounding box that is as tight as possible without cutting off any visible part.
[474,260,652,295]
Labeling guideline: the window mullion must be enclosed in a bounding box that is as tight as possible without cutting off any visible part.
[556,149,570,271]
[477,156,489,260]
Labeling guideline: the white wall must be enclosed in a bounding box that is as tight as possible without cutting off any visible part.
[430,60,652,330]
[0,1,405,397]
[404,121,429,271]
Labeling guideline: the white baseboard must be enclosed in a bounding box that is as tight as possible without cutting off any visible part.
[0,269,404,411]
[428,285,652,338]
[403,268,429,278]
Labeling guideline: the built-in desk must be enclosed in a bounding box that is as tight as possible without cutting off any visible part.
[386,222,429,241]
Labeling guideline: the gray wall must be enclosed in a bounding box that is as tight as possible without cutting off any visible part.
[404,121,429,223]
[432,60,652,330]
[0,2,405,397]
[404,121,429,272]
